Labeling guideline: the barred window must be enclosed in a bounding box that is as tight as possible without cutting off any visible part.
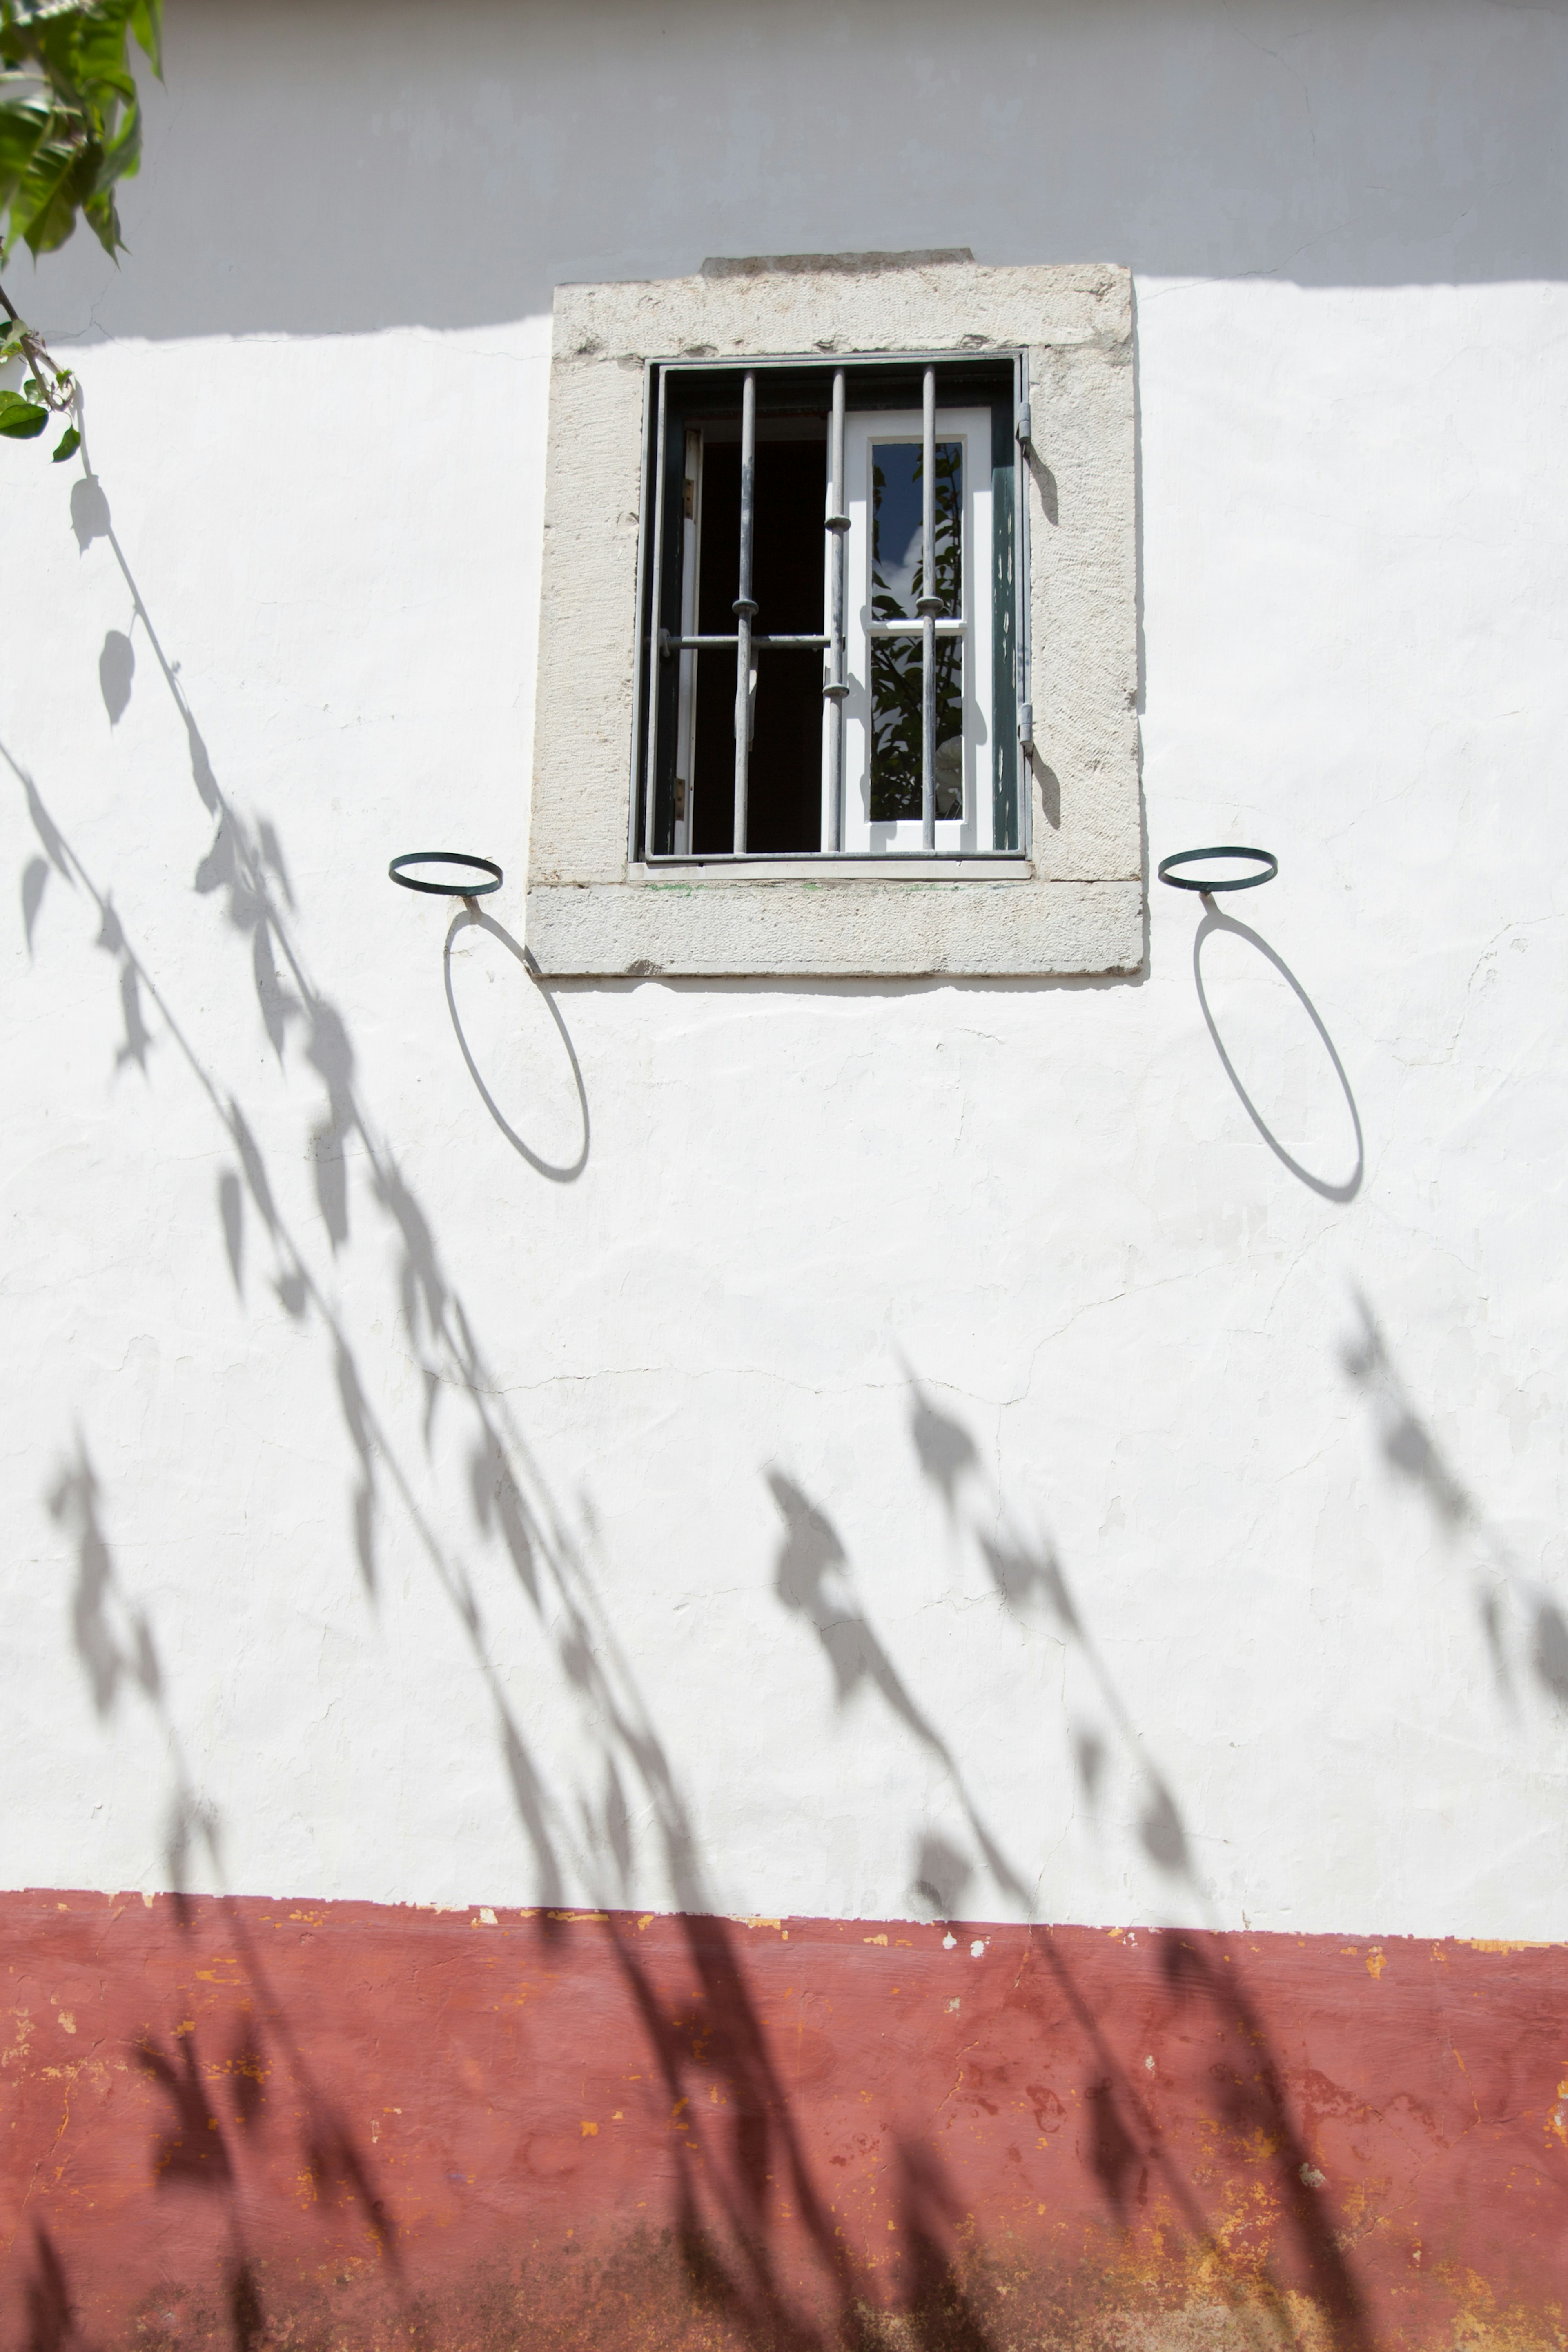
[634,354,1029,864]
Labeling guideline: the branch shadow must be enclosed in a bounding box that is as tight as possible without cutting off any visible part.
[767,1469,1030,1909]
[755,1372,1392,2352]
[1340,1283,1568,1713]
[1192,895,1364,1203]
[8,435,712,2334]
[37,1430,403,2348]
[7,416,1423,2352]
[603,1910,874,2352]
[22,2226,78,2352]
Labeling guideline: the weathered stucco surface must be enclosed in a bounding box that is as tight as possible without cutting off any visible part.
[3,0,1568,2339]
[526,260,1141,978]
[3,1893,1565,2352]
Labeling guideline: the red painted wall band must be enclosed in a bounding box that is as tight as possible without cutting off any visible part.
[1,1892,1564,2349]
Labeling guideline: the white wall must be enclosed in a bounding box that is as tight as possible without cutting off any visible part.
[3,0,1566,1940]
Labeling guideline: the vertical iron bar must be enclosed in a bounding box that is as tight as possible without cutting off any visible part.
[733,370,757,854]
[1016,357,1034,851]
[918,364,940,850]
[643,367,669,862]
[825,368,848,852]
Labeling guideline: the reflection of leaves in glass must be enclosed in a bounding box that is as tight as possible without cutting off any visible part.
[871,440,963,822]
[871,642,962,821]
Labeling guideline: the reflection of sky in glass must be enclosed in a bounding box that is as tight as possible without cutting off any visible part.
[872,441,962,617]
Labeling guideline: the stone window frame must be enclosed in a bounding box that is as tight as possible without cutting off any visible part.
[525,254,1141,979]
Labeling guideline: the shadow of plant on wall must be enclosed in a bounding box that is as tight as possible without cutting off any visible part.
[43,1436,403,2349]
[6,444,720,2344]
[9,434,1071,2352]
[9,438,1388,2345]
[768,1470,1029,1909]
[7,440,1517,2352]
[1340,1285,1568,1712]
[757,1379,1383,2352]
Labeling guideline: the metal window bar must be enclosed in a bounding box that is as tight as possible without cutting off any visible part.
[664,633,830,650]
[1016,359,1034,801]
[916,365,940,851]
[642,365,670,864]
[825,368,848,851]
[732,371,758,852]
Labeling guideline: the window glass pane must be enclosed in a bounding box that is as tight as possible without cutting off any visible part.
[870,637,963,821]
[871,440,962,619]
[870,437,964,822]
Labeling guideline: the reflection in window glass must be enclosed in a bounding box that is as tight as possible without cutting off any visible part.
[872,441,962,618]
[870,642,963,821]
[870,440,964,822]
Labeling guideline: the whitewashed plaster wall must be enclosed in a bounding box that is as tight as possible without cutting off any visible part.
[2,0,1566,1941]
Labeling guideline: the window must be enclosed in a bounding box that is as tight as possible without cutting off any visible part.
[525,258,1140,978]
[635,357,1026,863]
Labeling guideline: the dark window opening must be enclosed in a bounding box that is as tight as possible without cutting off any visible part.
[691,432,826,855]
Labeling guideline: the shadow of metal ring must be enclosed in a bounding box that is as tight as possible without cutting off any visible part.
[443,904,589,1183]
[1193,898,1363,1203]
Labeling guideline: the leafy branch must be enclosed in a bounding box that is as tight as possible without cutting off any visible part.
[0,274,76,450]
[0,0,162,452]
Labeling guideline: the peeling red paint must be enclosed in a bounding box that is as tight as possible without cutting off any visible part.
[0,1892,1564,2348]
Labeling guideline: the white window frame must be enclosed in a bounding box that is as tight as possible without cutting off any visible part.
[842,405,995,856]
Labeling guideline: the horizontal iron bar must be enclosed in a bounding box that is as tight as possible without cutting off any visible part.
[662,631,831,652]
[868,618,964,636]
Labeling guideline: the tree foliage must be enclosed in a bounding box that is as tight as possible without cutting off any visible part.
[0,0,162,260]
[0,0,162,452]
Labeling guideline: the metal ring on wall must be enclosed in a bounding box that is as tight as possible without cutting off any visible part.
[1157,846,1277,893]
[389,853,503,897]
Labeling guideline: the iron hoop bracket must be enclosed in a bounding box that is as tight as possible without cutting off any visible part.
[390,852,503,898]
[1158,846,1278,893]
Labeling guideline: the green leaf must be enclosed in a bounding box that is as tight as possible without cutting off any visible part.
[81,177,120,252]
[0,2,158,256]
[129,0,160,76]
[50,420,78,460]
[0,386,49,437]
[0,82,53,211]
[14,130,98,251]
